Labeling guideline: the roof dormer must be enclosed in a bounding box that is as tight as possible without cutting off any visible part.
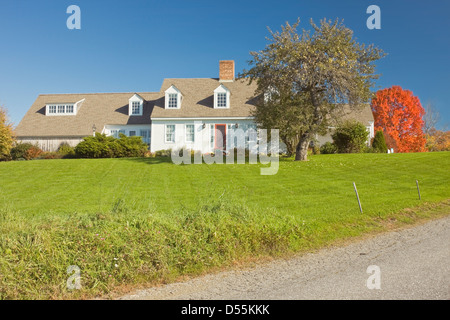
[214,84,230,109]
[165,85,182,109]
[45,98,85,116]
[129,93,144,116]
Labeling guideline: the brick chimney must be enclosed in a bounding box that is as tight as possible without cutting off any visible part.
[219,60,235,82]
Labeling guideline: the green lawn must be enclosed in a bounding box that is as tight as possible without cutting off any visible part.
[0,152,449,299]
[1,152,448,218]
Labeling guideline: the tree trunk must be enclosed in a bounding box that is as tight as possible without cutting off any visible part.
[295,136,310,161]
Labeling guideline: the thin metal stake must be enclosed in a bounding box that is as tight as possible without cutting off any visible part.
[353,182,363,213]
[416,180,421,200]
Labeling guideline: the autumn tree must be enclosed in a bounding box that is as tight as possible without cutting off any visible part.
[371,86,426,153]
[426,128,450,152]
[241,18,385,161]
[0,105,15,161]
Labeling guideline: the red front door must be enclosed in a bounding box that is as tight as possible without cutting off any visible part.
[215,124,226,151]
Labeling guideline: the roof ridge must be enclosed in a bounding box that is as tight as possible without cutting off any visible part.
[38,92,160,96]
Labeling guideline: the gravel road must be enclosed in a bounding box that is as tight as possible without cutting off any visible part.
[119,216,450,300]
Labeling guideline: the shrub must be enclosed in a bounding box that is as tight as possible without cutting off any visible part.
[116,134,148,157]
[309,146,320,155]
[332,120,369,153]
[74,133,148,159]
[0,106,15,161]
[155,149,172,157]
[320,142,337,154]
[57,143,76,158]
[40,152,63,160]
[371,130,388,153]
[75,134,115,158]
[10,143,43,160]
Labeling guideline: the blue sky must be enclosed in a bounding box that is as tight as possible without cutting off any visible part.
[0,0,449,128]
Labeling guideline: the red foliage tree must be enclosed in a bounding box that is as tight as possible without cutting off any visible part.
[371,86,426,153]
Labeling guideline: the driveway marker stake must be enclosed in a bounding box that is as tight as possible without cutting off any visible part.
[416,180,421,200]
[353,182,363,213]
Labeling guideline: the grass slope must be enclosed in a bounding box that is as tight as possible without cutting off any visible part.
[0,152,449,299]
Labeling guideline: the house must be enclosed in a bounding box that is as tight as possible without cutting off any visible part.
[15,60,374,153]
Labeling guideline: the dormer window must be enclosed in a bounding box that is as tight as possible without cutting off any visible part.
[214,84,230,109]
[217,93,227,108]
[46,102,79,116]
[131,101,141,115]
[129,94,144,116]
[165,85,182,109]
[168,93,178,108]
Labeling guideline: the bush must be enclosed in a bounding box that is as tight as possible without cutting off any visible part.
[40,152,63,160]
[332,120,369,153]
[57,143,76,158]
[10,143,43,160]
[155,149,172,157]
[0,106,14,161]
[74,134,113,158]
[320,142,337,154]
[371,130,388,153]
[74,133,148,158]
[116,134,149,157]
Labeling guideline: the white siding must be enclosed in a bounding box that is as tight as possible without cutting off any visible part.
[150,119,256,153]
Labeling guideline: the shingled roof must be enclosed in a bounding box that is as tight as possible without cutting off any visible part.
[15,92,158,137]
[327,103,374,126]
[15,75,374,138]
[15,77,259,137]
[151,78,258,118]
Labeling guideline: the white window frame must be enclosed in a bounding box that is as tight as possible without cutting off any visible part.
[46,104,75,116]
[165,124,175,143]
[214,84,230,109]
[165,85,182,109]
[131,102,141,115]
[185,124,195,143]
[49,105,57,114]
[129,94,144,116]
[168,93,178,109]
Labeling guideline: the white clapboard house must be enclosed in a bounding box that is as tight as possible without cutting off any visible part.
[15,61,374,153]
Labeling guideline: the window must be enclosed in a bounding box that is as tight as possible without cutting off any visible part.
[111,130,119,138]
[140,129,150,144]
[129,131,136,136]
[217,93,227,108]
[185,124,194,142]
[129,94,144,116]
[247,124,257,145]
[168,93,178,109]
[214,84,230,109]
[165,125,175,143]
[66,104,74,114]
[165,85,182,109]
[47,104,75,115]
[58,105,65,113]
[131,102,141,115]
[210,124,215,148]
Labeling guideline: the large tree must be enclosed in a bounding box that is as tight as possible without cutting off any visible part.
[371,86,426,153]
[0,105,15,161]
[241,18,385,160]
